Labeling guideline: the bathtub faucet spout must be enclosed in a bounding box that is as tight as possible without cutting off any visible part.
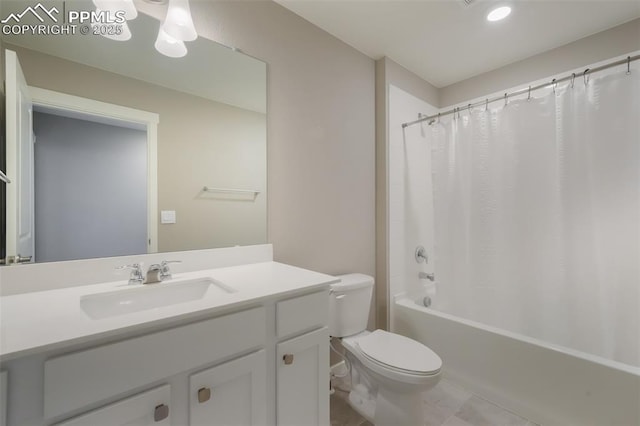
[419,272,435,281]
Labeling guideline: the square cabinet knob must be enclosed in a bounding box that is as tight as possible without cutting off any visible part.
[198,387,211,403]
[283,353,294,365]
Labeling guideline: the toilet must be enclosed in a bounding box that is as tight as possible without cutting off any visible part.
[330,273,442,426]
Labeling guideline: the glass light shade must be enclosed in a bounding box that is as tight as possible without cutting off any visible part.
[155,27,188,58]
[487,6,511,22]
[162,0,197,42]
[92,0,138,20]
[92,14,131,41]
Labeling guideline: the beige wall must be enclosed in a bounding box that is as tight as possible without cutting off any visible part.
[381,57,440,107]
[7,44,267,252]
[440,18,640,107]
[375,59,388,330]
[182,1,377,281]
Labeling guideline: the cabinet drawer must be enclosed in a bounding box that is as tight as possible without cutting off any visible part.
[55,385,170,426]
[44,307,265,419]
[276,290,328,339]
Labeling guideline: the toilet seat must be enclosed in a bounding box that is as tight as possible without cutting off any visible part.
[342,330,442,386]
[355,330,442,376]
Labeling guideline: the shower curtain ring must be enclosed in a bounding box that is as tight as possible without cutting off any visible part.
[627,56,631,75]
[485,99,489,111]
[583,68,590,86]
[504,93,508,107]
[571,73,576,89]
[437,112,441,123]
[552,78,557,94]
[527,86,531,101]
[468,103,472,115]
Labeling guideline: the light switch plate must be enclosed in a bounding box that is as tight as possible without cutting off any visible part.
[161,210,176,224]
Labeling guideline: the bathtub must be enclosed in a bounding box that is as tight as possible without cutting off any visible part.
[393,296,640,426]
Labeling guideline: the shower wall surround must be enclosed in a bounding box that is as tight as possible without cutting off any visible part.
[375,57,440,329]
[386,85,438,327]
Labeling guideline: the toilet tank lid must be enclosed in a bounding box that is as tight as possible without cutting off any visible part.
[332,273,374,291]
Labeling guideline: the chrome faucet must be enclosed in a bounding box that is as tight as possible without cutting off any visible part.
[116,261,182,285]
[116,263,144,285]
[144,260,182,284]
[419,271,435,282]
[159,260,181,280]
[145,264,163,284]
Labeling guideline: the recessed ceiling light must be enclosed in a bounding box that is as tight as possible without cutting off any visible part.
[487,6,511,22]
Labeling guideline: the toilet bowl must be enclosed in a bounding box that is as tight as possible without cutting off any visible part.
[330,274,442,425]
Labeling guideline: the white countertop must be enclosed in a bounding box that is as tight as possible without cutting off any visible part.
[0,261,339,361]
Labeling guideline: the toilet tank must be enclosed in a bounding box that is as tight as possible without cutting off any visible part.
[329,273,374,337]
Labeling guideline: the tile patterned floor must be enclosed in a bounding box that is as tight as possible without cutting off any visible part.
[330,376,539,426]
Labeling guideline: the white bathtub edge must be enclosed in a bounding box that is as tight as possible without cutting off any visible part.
[393,297,640,426]
[395,298,640,376]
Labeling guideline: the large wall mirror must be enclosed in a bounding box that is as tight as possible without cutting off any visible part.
[0,0,267,265]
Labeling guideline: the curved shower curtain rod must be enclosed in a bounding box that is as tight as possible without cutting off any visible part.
[402,54,639,129]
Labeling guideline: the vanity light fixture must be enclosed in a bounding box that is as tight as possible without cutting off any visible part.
[161,0,198,42]
[93,0,197,58]
[155,26,188,58]
[487,5,511,22]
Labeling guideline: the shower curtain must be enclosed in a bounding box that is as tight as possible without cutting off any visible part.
[429,64,639,367]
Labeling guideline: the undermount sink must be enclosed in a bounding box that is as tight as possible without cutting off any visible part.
[80,277,236,320]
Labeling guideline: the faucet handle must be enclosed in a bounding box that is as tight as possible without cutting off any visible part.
[160,260,181,279]
[116,263,144,285]
[415,246,428,264]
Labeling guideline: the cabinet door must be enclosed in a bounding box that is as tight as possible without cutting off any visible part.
[55,385,170,426]
[189,350,266,426]
[276,327,329,426]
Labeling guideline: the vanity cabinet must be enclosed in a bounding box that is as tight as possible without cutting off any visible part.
[43,308,265,419]
[189,350,267,426]
[0,287,329,426]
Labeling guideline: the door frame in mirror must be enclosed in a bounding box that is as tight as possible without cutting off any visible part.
[27,87,160,255]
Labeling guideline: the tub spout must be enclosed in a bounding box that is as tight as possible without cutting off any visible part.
[419,272,435,281]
